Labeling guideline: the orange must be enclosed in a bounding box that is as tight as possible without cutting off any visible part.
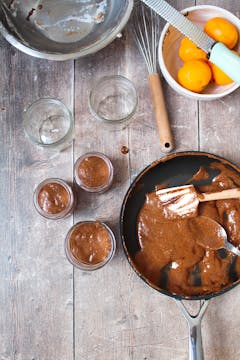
[204,17,238,49]
[178,37,207,62]
[208,50,239,85]
[178,60,212,93]
[208,62,233,85]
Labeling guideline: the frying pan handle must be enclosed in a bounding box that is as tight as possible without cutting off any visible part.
[188,320,203,360]
[175,299,209,360]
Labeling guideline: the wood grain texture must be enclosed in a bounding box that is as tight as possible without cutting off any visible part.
[73,1,197,360]
[0,39,74,360]
[129,0,198,181]
[73,34,132,360]
[197,0,240,165]
[196,1,240,360]
[1,0,240,359]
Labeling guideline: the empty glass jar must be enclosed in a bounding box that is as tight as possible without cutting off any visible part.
[89,75,138,126]
[23,98,74,151]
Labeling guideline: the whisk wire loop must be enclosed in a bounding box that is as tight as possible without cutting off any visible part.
[132,3,160,74]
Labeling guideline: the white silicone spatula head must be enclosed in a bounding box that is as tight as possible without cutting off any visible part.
[156,185,240,219]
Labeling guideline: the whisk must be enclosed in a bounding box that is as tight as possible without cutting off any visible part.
[132,2,174,152]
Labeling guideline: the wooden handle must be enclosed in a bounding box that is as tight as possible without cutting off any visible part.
[200,188,240,202]
[148,73,174,153]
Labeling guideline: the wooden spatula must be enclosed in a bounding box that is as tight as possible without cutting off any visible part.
[156,185,240,219]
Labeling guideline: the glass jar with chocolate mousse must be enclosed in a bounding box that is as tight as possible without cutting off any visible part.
[34,178,76,220]
[74,152,113,193]
[65,221,116,270]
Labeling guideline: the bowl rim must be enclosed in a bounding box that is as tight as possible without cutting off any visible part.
[158,4,240,100]
[0,0,133,60]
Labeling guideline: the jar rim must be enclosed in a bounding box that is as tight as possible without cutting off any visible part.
[74,152,114,193]
[33,178,75,220]
[64,221,116,270]
[88,75,138,123]
[23,98,74,148]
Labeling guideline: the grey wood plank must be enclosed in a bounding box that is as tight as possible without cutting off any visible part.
[73,1,198,360]
[0,39,74,360]
[197,0,240,164]
[1,0,240,359]
[73,34,132,360]
[196,1,240,359]
[126,0,199,359]
[128,0,199,180]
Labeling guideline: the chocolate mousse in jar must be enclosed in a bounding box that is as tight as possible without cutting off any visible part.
[74,152,114,193]
[34,178,76,220]
[64,221,116,270]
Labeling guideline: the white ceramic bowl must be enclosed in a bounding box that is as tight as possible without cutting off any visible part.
[158,5,240,100]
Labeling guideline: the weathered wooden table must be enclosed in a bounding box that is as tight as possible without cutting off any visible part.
[1,1,240,359]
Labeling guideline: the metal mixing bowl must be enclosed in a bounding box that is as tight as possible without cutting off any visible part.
[0,0,133,60]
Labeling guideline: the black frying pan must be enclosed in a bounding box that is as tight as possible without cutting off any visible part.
[120,151,240,360]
